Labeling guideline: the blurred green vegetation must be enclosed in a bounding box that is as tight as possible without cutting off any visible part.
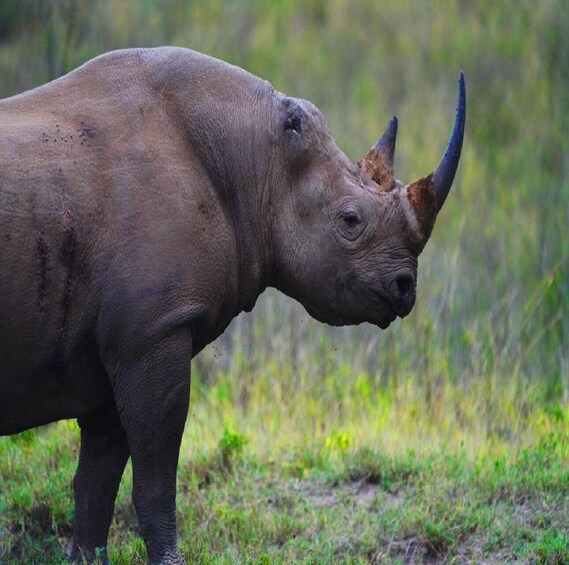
[1,0,568,562]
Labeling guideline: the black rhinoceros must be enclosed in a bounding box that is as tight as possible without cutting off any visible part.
[0,47,465,563]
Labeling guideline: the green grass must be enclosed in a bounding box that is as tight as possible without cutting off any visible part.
[1,374,568,564]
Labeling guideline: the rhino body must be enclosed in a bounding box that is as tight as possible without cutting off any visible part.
[0,48,464,563]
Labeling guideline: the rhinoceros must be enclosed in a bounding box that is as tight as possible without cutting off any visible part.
[0,47,465,563]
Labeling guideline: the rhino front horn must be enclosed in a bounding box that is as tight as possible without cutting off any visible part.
[432,71,466,211]
[405,72,466,239]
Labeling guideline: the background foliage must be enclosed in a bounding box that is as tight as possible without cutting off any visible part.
[0,1,568,563]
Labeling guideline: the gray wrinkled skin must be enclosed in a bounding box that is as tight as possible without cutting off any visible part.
[0,48,460,563]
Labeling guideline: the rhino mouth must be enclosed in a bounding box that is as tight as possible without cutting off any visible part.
[369,288,398,329]
[377,305,397,329]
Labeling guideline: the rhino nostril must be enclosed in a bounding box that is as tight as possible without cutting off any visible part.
[395,273,415,300]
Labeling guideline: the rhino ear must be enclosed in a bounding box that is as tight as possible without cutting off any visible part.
[357,116,398,191]
[283,98,303,134]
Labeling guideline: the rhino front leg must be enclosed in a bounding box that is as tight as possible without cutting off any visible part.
[113,332,192,565]
[71,403,130,564]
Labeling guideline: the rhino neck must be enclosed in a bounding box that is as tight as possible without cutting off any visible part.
[217,160,273,314]
[149,48,274,314]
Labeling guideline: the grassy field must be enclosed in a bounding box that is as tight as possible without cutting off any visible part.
[1,1,568,563]
[1,369,568,563]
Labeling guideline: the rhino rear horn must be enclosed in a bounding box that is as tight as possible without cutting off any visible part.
[358,116,398,189]
[373,115,398,169]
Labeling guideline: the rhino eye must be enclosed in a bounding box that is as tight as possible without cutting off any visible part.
[284,104,302,134]
[343,212,360,228]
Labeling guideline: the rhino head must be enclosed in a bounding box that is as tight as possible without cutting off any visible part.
[270,74,465,328]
